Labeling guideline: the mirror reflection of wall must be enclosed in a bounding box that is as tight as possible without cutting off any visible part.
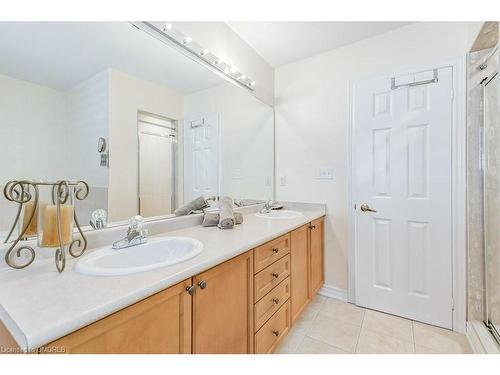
[0,22,274,234]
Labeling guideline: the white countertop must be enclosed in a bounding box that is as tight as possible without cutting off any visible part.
[0,205,325,351]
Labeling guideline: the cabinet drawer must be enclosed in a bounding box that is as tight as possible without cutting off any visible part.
[254,254,290,302]
[254,233,290,273]
[254,277,290,332]
[254,300,291,354]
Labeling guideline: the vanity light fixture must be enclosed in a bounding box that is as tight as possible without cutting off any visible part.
[131,22,256,91]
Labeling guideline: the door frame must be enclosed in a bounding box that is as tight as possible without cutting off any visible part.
[347,56,467,333]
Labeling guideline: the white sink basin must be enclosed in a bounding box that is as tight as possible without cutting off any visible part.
[75,236,203,276]
[255,210,304,219]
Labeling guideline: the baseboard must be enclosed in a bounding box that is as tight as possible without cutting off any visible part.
[466,320,500,354]
[318,284,348,301]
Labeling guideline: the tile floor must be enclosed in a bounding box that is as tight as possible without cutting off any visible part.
[275,295,472,354]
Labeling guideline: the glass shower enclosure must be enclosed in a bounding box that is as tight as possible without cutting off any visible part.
[483,70,500,344]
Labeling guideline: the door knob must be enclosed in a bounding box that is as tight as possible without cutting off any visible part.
[197,280,207,289]
[360,204,377,213]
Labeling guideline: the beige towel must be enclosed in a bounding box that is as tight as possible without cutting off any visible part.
[202,212,243,227]
[174,196,209,216]
[218,196,235,229]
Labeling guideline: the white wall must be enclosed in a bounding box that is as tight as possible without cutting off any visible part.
[275,22,483,292]
[172,22,275,107]
[108,69,183,222]
[0,73,67,184]
[184,83,274,201]
[66,71,109,187]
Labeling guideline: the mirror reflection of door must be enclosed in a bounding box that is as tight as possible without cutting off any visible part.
[138,112,177,217]
[183,113,220,203]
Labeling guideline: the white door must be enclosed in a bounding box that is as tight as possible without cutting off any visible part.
[184,113,220,202]
[352,67,454,329]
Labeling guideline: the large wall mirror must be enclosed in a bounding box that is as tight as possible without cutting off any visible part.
[0,22,274,235]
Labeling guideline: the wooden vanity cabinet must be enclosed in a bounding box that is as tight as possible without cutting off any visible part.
[45,279,192,354]
[290,224,311,323]
[309,217,325,297]
[31,217,325,354]
[192,251,254,353]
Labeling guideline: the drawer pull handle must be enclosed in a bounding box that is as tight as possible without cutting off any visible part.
[197,280,207,290]
[272,298,279,304]
[186,285,195,295]
[272,272,279,279]
[272,247,279,253]
[272,330,279,337]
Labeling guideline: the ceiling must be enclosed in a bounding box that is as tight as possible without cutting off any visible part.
[0,22,224,94]
[227,22,413,67]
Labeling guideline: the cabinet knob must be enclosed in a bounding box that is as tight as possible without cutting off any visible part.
[309,224,316,229]
[186,285,195,295]
[272,272,279,279]
[272,247,279,253]
[197,280,207,290]
[272,298,279,304]
[272,330,279,337]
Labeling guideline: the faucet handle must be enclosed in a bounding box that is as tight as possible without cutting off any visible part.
[128,215,144,232]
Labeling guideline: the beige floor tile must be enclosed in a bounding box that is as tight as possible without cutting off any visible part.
[274,329,306,354]
[356,329,415,354]
[307,312,361,353]
[308,295,327,311]
[295,337,349,354]
[292,305,319,332]
[320,298,365,326]
[415,345,445,354]
[413,322,472,354]
[362,309,413,342]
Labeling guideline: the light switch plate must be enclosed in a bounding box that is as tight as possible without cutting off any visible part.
[317,167,334,180]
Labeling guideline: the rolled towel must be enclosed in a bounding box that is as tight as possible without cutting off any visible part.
[174,196,209,216]
[218,196,235,229]
[202,212,243,227]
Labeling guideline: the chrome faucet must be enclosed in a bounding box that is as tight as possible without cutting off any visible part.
[259,200,284,214]
[112,215,148,250]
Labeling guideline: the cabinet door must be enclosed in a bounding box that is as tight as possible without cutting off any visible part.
[309,217,325,297]
[193,251,254,353]
[44,279,192,354]
[290,224,310,323]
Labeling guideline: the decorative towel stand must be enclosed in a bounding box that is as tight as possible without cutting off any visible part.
[2,180,89,272]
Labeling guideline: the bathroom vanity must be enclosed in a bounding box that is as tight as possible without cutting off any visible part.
[0,206,325,354]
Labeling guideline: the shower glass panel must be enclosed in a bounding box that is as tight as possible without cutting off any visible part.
[138,112,177,218]
[483,71,500,342]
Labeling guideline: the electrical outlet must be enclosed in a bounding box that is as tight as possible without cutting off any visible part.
[317,167,333,180]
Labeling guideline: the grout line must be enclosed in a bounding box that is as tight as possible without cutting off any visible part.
[353,309,366,354]
[411,320,416,354]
